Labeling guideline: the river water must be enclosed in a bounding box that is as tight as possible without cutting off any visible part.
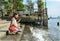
[21,19,60,41]
[0,19,60,41]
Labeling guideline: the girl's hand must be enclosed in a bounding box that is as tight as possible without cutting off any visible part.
[18,19,21,23]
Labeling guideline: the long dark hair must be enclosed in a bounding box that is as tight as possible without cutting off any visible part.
[13,13,18,17]
[12,13,18,20]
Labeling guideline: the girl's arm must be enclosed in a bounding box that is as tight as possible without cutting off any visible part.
[17,19,21,23]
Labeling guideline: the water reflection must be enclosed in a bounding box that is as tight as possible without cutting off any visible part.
[21,25,32,41]
[48,19,60,41]
[22,19,60,41]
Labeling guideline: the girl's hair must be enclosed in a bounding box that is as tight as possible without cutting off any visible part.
[13,13,18,17]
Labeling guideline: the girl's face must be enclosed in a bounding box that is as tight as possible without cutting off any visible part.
[15,14,18,18]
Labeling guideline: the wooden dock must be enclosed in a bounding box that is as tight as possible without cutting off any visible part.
[0,25,25,41]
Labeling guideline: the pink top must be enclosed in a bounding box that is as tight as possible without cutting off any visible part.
[10,17,18,28]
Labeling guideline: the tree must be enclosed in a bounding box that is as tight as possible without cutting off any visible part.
[1,0,24,14]
[2,0,13,15]
[38,0,44,25]
[16,0,24,11]
[26,0,34,14]
[38,0,44,14]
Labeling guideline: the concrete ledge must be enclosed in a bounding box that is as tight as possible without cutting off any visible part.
[0,24,10,39]
[0,32,6,39]
[0,24,25,41]
[0,27,9,39]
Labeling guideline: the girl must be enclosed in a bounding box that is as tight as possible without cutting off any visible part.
[9,13,21,34]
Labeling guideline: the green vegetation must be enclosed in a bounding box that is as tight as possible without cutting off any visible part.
[24,0,34,15]
[1,0,24,15]
[15,0,24,11]
[38,0,44,13]
[0,0,44,15]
